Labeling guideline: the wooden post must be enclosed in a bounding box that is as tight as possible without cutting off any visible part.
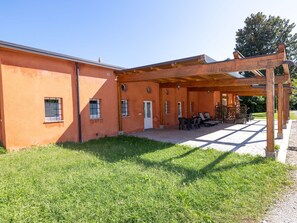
[159,87,163,128]
[266,68,275,157]
[283,90,289,128]
[117,82,123,133]
[283,89,287,129]
[286,90,290,121]
[277,83,283,139]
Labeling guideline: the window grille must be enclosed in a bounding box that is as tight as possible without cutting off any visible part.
[164,100,169,114]
[44,98,62,122]
[90,99,101,119]
[121,100,128,117]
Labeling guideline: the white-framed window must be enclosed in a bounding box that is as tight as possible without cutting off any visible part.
[164,100,169,114]
[121,100,128,117]
[177,101,182,118]
[44,98,63,122]
[90,99,101,119]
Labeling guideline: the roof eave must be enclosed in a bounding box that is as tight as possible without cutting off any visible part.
[0,40,124,70]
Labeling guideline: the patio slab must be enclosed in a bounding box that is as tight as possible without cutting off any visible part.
[130,120,292,162]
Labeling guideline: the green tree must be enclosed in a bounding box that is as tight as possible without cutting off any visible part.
[290,79,297,110]
[235,12,297,111]
[235,12,297,78]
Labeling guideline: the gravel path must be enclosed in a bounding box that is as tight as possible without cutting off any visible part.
[261,118,297,223]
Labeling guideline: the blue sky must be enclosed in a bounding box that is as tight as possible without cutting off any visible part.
[1,0,297,68]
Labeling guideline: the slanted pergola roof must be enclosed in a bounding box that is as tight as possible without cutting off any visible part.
[115,54,243,83]
[115,44,293,158]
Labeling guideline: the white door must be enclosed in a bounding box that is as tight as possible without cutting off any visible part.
[144,101,153,129]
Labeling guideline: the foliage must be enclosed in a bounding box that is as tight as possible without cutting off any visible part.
[290,79,297,110]
[274,145,280,151]
[240,96,266,113]
[235,12,297,78]
[235,12,297,111]
[0,136,291,223]
[0,147,6,154]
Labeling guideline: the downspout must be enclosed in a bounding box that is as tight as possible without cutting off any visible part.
[75,63,82,143]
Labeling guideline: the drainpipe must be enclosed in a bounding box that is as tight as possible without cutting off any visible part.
[75,63,82,143]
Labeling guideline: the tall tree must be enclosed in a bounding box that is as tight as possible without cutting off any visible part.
[235,12,297,78]
[235,12,297,111]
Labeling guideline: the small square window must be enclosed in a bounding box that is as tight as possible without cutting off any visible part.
[44,98,62,122]
[121,100,128,117]
[90,99,101,119]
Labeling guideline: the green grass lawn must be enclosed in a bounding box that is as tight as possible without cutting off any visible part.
[0,136,292,223]
[253,111,297,120]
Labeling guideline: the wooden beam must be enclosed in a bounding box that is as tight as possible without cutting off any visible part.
[236,92,266,96]
[188,84,291,93]
[278,43,291,82]
[233,51,264,77]
[277,83,283,139]
[188,86,260,92]
[160,75,288,88]
[266,68,275,157]
[117,52,285,82]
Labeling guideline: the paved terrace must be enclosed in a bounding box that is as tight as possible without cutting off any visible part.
[131,120,292,162]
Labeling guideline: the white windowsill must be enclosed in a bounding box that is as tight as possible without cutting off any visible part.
[44,120,64,124]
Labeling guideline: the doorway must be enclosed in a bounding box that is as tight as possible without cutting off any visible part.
[144,101,153,129]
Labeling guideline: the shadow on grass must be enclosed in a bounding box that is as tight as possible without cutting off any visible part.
[137,153,266,184]
[59,135,173,162]
[60,135,270,184]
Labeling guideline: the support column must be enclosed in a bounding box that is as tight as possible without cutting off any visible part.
[266,68,275,157]
[117,82,123,133]
[286,90,290,121]
[283,89,287,129]
[283,90,288,128]
[277,83,283,139]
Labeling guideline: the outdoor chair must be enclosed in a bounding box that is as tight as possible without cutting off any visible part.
[191,117,201,129]
[247,113,254,122]
[204,112,212,121]
[198,112,219,127]
[178,117,188,130]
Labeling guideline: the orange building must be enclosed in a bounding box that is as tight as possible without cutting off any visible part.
[0,41,239,151]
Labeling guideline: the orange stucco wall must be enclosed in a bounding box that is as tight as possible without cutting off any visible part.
[79,64,118,141]
[161,88,188,126]
[0,59,4,144]
[196,91,221,117]
[0,48,118,151]
[121,82,160,133]
[188,91,200,117]
[161,89,221,126]
[0,47,226,151]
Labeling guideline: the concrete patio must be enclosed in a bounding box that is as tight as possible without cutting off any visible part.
[131,120,292,162]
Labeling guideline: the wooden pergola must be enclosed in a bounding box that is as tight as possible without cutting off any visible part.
[115,44,292,157]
